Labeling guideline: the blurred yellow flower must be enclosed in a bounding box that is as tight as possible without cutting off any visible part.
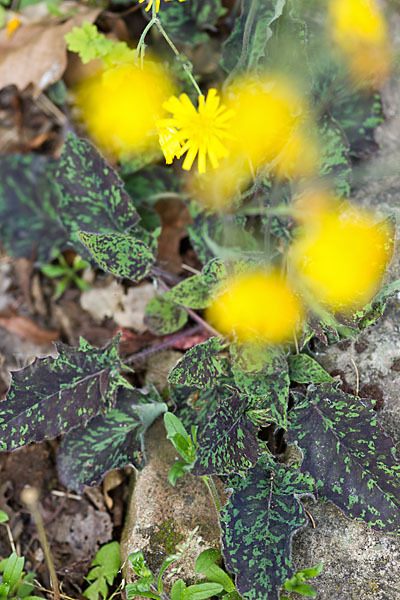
[5,15,21,39]
[224,75,318,178]
[139,0,186,11]
[74,61,174,159]
[289,199,393,312]
[328,0,391,86]
[157,89,235,174]
[206,270,303,343]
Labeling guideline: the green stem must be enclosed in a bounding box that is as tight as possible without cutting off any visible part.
[201,475,222,514]
[135,1,158,65]
[154,18,202,95]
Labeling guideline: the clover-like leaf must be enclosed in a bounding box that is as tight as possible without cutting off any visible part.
[230,344,290,429]
[288,354,334,384]
[0,154,68,264]
[0,335,130,451]
[168,337,226,389]
[288,383,400,532]
[194,391,261,477]
[58,387,167,492]
[144,295,188,335]
[221,460,315,600]
[55,134,139,246]
[78,232,154,282]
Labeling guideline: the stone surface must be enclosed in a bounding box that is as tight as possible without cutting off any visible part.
[120,418,224,589]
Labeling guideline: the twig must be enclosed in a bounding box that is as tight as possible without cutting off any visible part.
[350,358,360,396]
[304,507,316,529]
[125,324,203,365]
[3,522,16,553]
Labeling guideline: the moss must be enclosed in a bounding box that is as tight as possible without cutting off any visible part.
[150,518,184,555]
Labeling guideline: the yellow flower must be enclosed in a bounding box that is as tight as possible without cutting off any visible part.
[223,75,318,178]
[138,0,186,12]
[74,61,174,159]
[289,198,393,312]
[5,15,21,39]
[206,270,303,343]
[156,89,235,174]
[328,0,391,86]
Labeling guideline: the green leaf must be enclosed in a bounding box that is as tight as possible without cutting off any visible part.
[2,553,24,591]
[288,354,334,384]
[171,580,186,600]
[296,562,323,580]
[83,577,108,600]
[16,572,35,598]
[195,549,221,574]
[201,258,227,293]
[0,510,8,523]
[221,461,315,600]
[317,114,352,197]
[288,383,400,532]
[230,344,290,429]
[0,154,67,264]
[201,564,236,592]
[65,22,133,65]
[168,338,226,389]
[88,542,120,581]
[354,277,400,330]
[168,461,192,486]
[194,391,261,477]
[290,583,316,596]
[78,232,154,282]
[0,335,130,452]
[144,296,188,335]
[55,134,139,248]
[167,275,211,309]
[57,387,167,492]
[164,412,191,440]
[181,583,223,600]
[221,0,286,74]
[157,0,226,45]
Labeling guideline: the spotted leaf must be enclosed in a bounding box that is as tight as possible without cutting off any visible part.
[288,383,400,532]
[221,460,315,600]
[0,335,131,451]
[57,387,167,492]
[168,337,226,389]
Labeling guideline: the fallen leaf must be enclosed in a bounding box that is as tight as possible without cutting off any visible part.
[80,279,124,323]
[0,3,100,96]
[114,283,157,332]
[0,312,59,344]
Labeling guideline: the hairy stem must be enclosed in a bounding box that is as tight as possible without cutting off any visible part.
[224,0,258,89]
[201,475,222,514]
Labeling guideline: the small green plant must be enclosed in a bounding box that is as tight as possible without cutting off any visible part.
[83,542,121,600]
[126,547,238,600]
[280,563,323,599]
[41,253,90,299]
[164,413,197,486]
[0,553,41,600]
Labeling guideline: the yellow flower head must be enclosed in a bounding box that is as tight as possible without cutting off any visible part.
[157,89,235,174]
[74,61,174,159]
[328,0,391,86]
[289,198,393,312]
[139,0,186,12]
[206,269,304,343]
[224,75,318,178]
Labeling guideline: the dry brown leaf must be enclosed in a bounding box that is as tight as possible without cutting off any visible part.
[0,4,100,96]
[103,470,124,510]
[0,312,59,344]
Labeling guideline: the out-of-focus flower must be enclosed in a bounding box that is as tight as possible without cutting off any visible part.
[224,75,318,178]
[157,89,235,174]
[74,61,174,159]
[328,0,391,86]
[206,269,303,343]
[5,15,21,39]
[289,198,393,312]
[139,0,186,12]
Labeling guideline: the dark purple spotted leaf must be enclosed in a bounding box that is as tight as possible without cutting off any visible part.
[317,114,352,198]
[352,276,400,331]
[55,134,139,246]
[144,295,188,335]
[201,258,227,294]
[78,232,154,282]
[0,153,68,264]
[157,0,226,45]
[288,383,400,532]
[58,386,167,492]
[194,391,261,477]
[230,344,290,429]
[168,337,227,389]
[288,354,334,384]
[167,275,211,309]
[221,460,315,600]
[0,335,131,452]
